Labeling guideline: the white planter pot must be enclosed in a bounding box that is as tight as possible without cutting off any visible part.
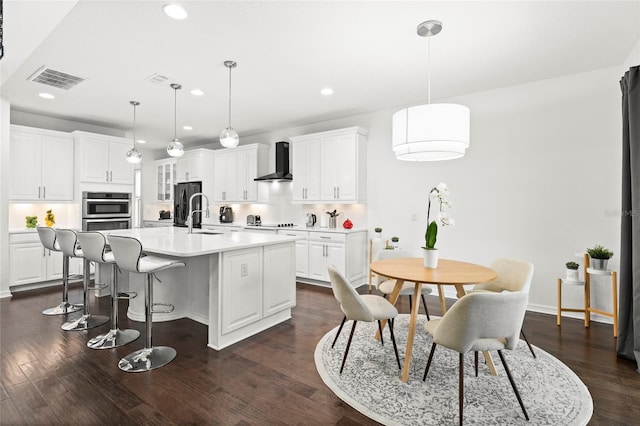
[423,249,439,269]
[566,269,579,281]
[374,232,382,240]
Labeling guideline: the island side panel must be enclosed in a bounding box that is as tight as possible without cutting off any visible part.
[208,242,296,350]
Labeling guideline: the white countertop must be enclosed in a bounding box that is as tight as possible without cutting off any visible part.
[203,223,366,233]
[104,226,298,257]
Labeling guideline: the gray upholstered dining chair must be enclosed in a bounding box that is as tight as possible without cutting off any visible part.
[468,257,536,357]
[422,291,530,425]
[327,264,401,374]
[373,248,432,319]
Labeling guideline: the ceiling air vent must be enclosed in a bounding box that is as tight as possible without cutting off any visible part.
[27,66,85,90]
[144,73,173,86]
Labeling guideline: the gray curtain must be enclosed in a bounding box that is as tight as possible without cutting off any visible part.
[617,65,640,372]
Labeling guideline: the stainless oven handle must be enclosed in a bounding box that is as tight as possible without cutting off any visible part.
[83,218,131,223]
[84,199,131,203]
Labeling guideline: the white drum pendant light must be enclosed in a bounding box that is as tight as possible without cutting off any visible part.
[167,83,184,157]
[125,101,142,164]
[220,60,239,148]
[392,20,470,161]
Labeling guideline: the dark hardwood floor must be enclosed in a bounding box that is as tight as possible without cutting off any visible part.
[1,282,638,425]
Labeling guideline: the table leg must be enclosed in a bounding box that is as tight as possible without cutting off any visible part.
[437,284,446,314]
[401,282,423,382]
[375,279,405,340]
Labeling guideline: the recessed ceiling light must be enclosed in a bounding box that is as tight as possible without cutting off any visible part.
[320,88,334,96]
[183,125,193,130]
[163,4,187,20]
[190,89,204,96]
[38,92,55,99]
[137,139,146,144]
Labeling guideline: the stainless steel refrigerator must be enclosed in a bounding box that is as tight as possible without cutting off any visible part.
[174,181,202,227]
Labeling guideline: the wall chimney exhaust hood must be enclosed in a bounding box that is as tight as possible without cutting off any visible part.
[254,141,292,182]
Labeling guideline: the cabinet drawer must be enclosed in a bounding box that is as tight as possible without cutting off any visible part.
[277,230,308,240]
[10,233,40,244]
[308,232,346,243]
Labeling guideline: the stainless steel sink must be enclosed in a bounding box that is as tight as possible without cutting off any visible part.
[192,230,224,235]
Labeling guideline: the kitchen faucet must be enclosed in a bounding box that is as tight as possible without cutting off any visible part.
[186,192,210,234]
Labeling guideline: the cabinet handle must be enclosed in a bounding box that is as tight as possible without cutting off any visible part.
[337,187,339,199]
[110,171,113,182]
[320,236,331,239]
[285,233,296,236]
[43,247,45,257]
[38,186,41,199]
[43,186,46,198]
[186,172,190,181]
[106,170,109,181]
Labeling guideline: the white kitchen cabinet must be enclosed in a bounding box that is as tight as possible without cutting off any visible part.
[278,229,367,288]
[9,125,74,201]
[175,148,214,183]
[73,131,133,184]
[290,127,367,204]
[212,144,269,203]
[277,229,310,277]
[155,158,177,201]
[263,243,297,315]
[291,139,321,202]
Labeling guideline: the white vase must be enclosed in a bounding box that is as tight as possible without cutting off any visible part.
[423,248,439,269]
[566,269,579,281]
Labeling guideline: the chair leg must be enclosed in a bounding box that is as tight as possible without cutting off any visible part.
[331,316,347,348]
[377,320,385,346]
[459,353,464,426]
[339,320,358,374]
[388,318,401,370]
[61,258,109,331]
[421,295,430,320]
[408,295,413,313]
[474,351,479,377]
[42,254,82,315]
[422,342,437,381]
[520,328,536,358]
[497,350,530,421]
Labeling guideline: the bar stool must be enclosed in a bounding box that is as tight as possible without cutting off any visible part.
[108,235,184,372]
[55,229,109,331]
[37,227,82,316]
[77,232,140,349]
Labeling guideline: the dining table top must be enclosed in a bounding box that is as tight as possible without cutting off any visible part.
[369,257,497,285]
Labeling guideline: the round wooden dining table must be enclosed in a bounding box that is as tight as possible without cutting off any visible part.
[370,258,497,382]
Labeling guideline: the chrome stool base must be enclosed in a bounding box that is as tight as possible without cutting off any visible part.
[88,328,140,350]
[42,302,82,316]
[118,346,176,372]
[61,314,109,331]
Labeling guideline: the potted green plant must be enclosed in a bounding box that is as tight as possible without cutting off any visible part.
[586,244,614,271]
[391,236,399,249]
[422,182,454,269]
[565,261,580,281]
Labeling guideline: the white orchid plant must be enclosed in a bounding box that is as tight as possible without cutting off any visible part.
[423,182,454,250]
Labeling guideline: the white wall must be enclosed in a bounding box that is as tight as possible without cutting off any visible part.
[0,99,11,298]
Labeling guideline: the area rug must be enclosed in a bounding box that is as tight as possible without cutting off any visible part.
[315,314,593,425]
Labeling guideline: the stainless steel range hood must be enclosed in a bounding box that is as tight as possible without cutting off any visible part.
[254,141,292,182]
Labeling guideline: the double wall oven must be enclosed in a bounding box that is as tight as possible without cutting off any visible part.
[82,191,132,231]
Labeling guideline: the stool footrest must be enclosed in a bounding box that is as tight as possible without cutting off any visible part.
[88,282,108,291]
[117,291,137,300]
[151,303,174,314]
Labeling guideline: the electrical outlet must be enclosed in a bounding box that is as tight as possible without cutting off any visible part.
[240,263,248,277]
[411,213,417,221]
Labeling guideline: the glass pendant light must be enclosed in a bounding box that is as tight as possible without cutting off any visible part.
[392,20,470,161]
[167,83,185,157]
[220,60,239,148]
[125,101,142,164]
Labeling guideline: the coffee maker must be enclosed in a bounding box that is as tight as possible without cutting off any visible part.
[219,206,233,223]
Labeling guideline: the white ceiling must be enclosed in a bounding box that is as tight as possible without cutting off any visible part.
[2,1,639,153]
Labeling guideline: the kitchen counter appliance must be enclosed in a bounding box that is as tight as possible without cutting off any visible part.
[82,191,132,231]
[174,181,202,228]
[219,206,233,223]
[159,210,171,220]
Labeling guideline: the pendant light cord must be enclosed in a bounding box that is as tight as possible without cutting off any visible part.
[133,103,136,147]
[227,65,232,128]
[427,36,431,104]
[174,87,178,140]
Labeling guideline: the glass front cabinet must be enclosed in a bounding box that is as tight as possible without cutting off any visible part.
[156,158,177,202]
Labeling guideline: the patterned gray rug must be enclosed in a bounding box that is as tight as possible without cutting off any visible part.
[315,314,593,425]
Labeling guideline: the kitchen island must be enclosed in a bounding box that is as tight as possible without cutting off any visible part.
[103,227,297,350]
